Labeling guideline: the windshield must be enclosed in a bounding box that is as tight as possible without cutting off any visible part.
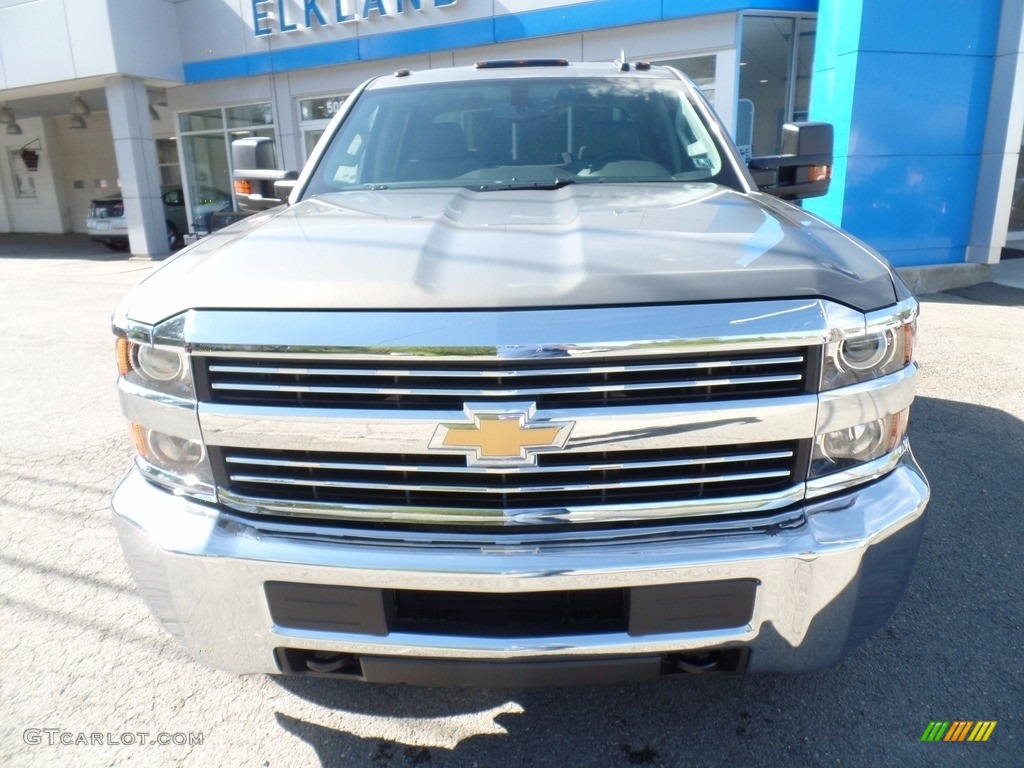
[303,77,742,194]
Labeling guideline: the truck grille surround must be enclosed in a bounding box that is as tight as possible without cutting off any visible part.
[196,336,819,530]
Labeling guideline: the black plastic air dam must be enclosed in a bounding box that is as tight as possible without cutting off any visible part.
[264,580,758,638]
[274,648,750,687]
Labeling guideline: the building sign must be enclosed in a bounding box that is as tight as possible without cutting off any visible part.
[300,95,348,121]
[252,0,458,37]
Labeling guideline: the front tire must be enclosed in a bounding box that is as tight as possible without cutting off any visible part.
[166,222,180,250]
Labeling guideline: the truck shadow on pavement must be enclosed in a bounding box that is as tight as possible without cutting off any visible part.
[269,395,1023,768]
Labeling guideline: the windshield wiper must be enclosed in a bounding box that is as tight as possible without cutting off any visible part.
[473,177,580,192]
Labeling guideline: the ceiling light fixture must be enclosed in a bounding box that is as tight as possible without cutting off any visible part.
[70,115,87,129]
[70,93,91,116]
[6,116,23,135]
[0,104,13,124]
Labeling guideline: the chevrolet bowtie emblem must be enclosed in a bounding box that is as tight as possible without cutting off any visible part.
[429,402,575,467]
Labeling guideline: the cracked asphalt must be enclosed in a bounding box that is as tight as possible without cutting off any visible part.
[1,238,1021,767]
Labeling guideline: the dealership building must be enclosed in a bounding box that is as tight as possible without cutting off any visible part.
[0,0,1018,284]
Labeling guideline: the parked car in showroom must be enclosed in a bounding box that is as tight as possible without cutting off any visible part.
[87,186,231,251]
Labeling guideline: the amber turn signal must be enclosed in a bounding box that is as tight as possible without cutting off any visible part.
[116,337,132,376]
[809,165,832,182]
[130,422,149,458]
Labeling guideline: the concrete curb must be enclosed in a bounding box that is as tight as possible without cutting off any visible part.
[897,263,992,295]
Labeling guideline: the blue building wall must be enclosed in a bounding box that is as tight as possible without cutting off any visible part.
[806,0,1002,266]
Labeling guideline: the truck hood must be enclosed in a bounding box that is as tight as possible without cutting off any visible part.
[123,184,899,324]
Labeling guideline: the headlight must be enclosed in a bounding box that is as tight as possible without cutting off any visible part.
[130,424,215,499]
[116,337,193,398]
[143,429,205,471]
[135,345,185,382]
[838,330,895,372]
[811,409,908,478]
[822,315,916,390]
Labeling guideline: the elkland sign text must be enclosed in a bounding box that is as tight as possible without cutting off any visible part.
[252,0,459,37]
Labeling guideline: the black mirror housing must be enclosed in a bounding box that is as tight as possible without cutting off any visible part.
[231,137,298,212]
[747,122,833,201]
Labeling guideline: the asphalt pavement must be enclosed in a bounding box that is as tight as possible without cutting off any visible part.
[1,236,1021,767]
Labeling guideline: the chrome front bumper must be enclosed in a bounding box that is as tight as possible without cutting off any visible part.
[112,452,929,681]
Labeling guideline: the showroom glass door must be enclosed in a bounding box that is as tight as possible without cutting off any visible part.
[299,93,349,161]
[178,104,275,234]
[181,133,231,232]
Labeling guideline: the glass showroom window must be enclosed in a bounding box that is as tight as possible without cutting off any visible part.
[178,103,275,233]
[656,55,717,104]
[654,54,731,152]
[739,14,816,158]
[299,94,349,160]
[157,138,181,187]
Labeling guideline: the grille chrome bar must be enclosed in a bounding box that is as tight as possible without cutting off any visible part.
[227,469,792,495]
[179,301,836,356]
[216,484,808,525]
[224,449,795,475]
[199,397,819,454]
[210,372,804,397]
[207,356,805,379]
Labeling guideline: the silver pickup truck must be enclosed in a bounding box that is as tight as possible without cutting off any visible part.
[111,59,928,686]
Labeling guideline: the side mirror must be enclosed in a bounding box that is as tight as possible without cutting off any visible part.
[273,178,299,201]
[231,137,299,212]
[747,122,833,201]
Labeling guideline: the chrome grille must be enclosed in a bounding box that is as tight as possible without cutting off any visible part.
[200,349,811,410]
[213,441,803,518]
